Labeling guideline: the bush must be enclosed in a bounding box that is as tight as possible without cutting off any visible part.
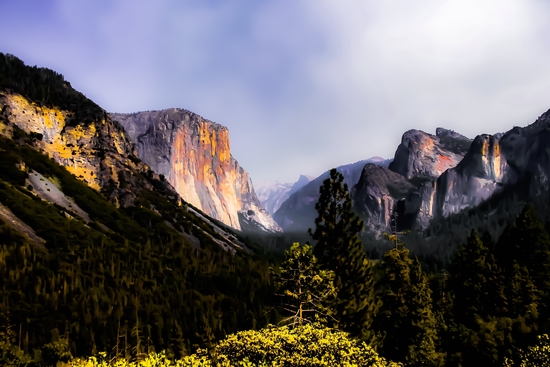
[509,334,550,367]
[206,324,401,366]
[59,325,400,366]
[41,340,72,366]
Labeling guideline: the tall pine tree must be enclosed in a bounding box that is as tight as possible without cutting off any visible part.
[308,168,379,344]
[495,204,550,325]
[376,244,444,367]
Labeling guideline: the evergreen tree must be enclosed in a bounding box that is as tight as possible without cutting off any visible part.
[376,244,444,367]
[271,243,336,326]
[448,230,506,325]
[495,204,550,325]
[445,229,539,365]
[308,168,379,343]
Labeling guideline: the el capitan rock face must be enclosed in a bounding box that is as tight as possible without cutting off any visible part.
[111,109,281,233]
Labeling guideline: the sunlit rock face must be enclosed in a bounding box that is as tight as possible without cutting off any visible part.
[389,128,471,181]
[385,128,472,229]
[0,90,154,207]
[111,109,281,233]
[434,134,507,218]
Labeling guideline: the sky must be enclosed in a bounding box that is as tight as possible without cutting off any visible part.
[2,1,550,185]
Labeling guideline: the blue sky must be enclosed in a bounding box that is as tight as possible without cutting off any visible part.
[2,1,550,184]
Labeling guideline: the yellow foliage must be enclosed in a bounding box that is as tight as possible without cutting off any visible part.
[59,325,401,367]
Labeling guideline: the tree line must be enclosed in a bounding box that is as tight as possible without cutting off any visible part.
[272,168,550,366]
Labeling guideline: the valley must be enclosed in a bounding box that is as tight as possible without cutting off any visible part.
[1,52,550,366]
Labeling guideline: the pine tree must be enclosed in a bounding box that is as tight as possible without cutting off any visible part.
[376,244,444,367]
[495,204,550,323]
[271,242,336,326]
[308,168,379,343]
[448,230,506,325]
[445,229,535,365]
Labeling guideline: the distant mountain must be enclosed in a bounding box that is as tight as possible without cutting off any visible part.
[255,174,314,215]
[273,157,391,233]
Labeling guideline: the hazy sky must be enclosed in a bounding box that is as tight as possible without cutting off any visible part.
[2,1,550,184]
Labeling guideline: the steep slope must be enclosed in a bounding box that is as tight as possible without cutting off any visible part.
[255,174,314,215]
[110,110,281,233]
[0,53,248,251]
[274,158,391,233]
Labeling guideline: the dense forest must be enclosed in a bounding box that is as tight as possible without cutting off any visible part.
[1,53,550,366]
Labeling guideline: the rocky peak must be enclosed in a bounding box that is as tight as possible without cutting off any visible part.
[111,110,281,233]
[389,129,471,181]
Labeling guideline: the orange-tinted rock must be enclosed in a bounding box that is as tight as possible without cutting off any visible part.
[111,109,281,233]
[0,90,174,209]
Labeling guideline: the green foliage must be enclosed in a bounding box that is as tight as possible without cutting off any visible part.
[41,339,73,366]
[496,205,550,321]
[0,136,277,359]
[271,242,336,326]
[448,230,507,324]
[0,52,104,125]
[308,168,379,343]
[376,245,444,367]
[56,324,403,366]
[0,341,34,367]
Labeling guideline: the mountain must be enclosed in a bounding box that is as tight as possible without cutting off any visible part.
[255,174,314,215]
[377,127,473,229]
[273,157,391,233]
[0,53,276,355]
[431,111,550,224]
[110,110,282,234]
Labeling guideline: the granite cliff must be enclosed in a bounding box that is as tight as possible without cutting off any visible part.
[433,110,550,221]
[0,89,160,208]
[110,110,281,233]
[387,128,473,229]
[352,164,414,232]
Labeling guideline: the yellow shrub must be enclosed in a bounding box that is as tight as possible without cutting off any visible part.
[60,325,401,367]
